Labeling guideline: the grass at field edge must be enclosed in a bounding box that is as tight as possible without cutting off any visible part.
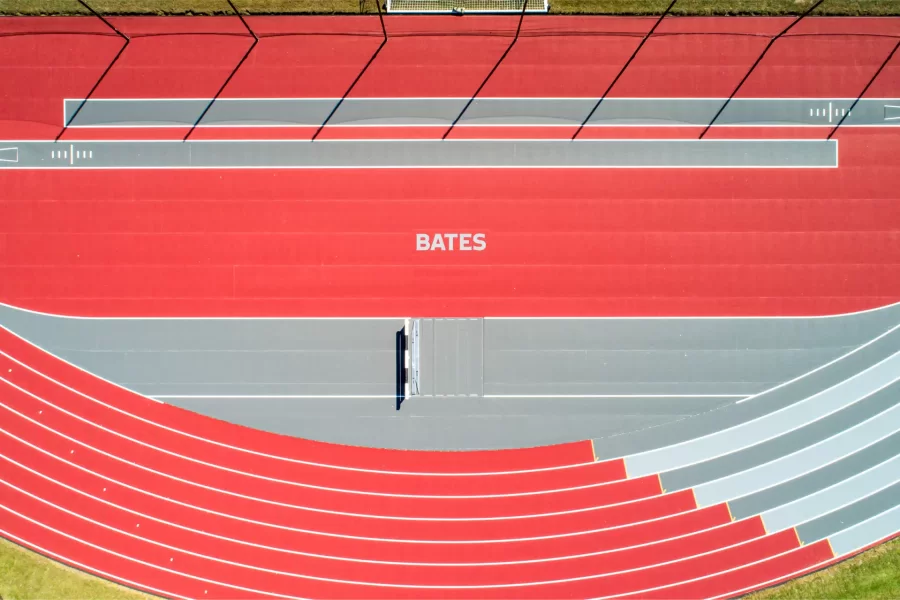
[1,533,898,599]
[2,0,900,15]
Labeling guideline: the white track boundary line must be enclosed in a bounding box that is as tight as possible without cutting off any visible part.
[151,395,396,399]
[154,394,747,400]
[62,96,900,102]
[657,353,900,474]
[484,394,747,399]
[57,124,900,129]
[485,300,900,321]
[6,298,899,320]
[2,137,842,143]
[698,401,900,507]
[621,334,900,468]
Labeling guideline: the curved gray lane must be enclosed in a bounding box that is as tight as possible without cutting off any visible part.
[1,302,898,450]
[600,312,900,463]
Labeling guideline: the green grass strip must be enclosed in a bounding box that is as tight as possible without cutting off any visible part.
[2,0,899,15]
[0,537,155,600]
[1,533,898,599]
[748,536,900,600]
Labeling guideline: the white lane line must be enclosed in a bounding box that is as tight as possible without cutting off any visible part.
[56,122,900,129]
[588,542,811,600]
[1,137,841,143]
[486,299,900,320]
[733,322,900,405]
[5,296,894,321]
[624,342,900,470]
[0,453,736,566]
[484,395,747,399]
[0,426,695,543]
[0,528,190,600]
[69,144,73,165]
[0,395,631,506]
[0,328,598,476]
[698,399,900,509]
[61,96,900,102]
[152,395,396,400]
[0,487,789,591]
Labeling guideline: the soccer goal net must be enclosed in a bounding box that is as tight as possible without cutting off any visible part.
[386,0,548,14]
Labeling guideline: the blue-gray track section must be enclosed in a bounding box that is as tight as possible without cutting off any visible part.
[62,97,900,128]
[686,384,900,503]
[597,309,900,462]
[2,302,898,451]
[0,139,837,169]
[636,347,900,480]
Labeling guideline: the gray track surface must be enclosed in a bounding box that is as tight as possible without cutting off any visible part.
[2,302,898,450]
[649,350,900,485]
[0,139,838,170]
[597,305,900,462]
[62,97,900,128]
[685,383,900,501]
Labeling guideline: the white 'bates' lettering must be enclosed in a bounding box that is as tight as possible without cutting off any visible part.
[416,233,486,251]
[416,233,487,252]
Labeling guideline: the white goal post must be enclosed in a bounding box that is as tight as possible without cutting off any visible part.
[386,0,548,14]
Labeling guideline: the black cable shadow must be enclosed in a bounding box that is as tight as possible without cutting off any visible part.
[312,0,388,141]
[698,0,827,139]
[395,328,407,411]
[572,0,677,140]
[441,0,530,140]
[184,0,258,142]
[828,38,900,140]
[56,0,129,142]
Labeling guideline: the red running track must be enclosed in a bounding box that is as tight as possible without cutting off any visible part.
[0,324,837,598]
[1,16,900,317]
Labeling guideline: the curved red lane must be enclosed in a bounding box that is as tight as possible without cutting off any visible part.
[0,431,733,564]
[0,327,600,477]
[0,465,763,586]
[1,382,686,540]
[0,370,649,518]
[0,484,803,599]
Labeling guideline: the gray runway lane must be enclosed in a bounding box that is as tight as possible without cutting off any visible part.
[2,302,897,450]
[796,480,900,546]
[0,139,838,170]
[734,430,900,522]
[596,309,900,462]
[829,503,900,558]
[625,352,900,478]
[62,97,900,128]
[682,379,900,498]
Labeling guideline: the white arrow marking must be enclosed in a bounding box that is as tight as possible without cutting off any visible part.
[0,147,18,163]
